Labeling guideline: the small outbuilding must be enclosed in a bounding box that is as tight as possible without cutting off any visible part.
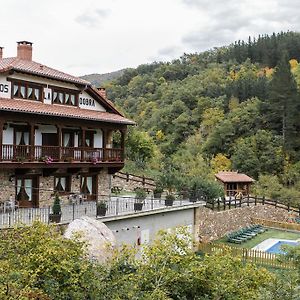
[215,171,255,198]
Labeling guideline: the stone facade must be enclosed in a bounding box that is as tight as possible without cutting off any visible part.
[196,205,295,242]
[0,170,15,202]
[112,173,155,192]
[0,169,112,208]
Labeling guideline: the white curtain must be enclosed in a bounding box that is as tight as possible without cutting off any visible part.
[34,88,39,100]
[59,92,63,103]
[61,177,66,190]
[24,132,29,145]
[20,86,26,98]
[16,132,22,145]
[16,179,22,195]
[64,133,70,147]
[71,95,75,105]
[13,84,18,96]
[87,177,92,194]
[24,179,32,201]
[28,87,33,98]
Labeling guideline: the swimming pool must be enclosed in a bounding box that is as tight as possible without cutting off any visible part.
[266,240,298,254]
[252,238,299,254]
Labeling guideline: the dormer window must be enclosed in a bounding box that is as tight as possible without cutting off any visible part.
[52,87,77,106]
[12,80,42,101]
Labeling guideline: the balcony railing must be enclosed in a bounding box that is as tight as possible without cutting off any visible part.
[1,144,123,163]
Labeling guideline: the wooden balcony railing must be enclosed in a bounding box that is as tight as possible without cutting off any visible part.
[1,144,124,163]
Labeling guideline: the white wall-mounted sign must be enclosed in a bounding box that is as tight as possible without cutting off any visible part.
[79,91,106,112]
[0,77,11,99]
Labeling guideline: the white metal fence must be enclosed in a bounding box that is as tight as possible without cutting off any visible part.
[0,197,205,228]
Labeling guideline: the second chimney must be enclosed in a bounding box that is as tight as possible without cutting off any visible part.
[17,41,33,61]
[0,47,3,60]
[97,87,107,99]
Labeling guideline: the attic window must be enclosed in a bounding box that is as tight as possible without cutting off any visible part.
[52,87,78,106]
[12,80,42,101]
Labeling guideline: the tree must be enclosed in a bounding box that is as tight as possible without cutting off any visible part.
[265,51,300,154]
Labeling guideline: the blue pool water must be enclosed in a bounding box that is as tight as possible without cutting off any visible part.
[266,241,299,254]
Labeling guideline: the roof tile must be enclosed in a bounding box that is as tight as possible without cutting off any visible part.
[0,98,135,125]
[215,171,254,183]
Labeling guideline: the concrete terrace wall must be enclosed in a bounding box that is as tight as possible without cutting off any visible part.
[196,205,295,242]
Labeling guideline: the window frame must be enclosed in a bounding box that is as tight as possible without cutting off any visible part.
[51,86,79,106]
[10,79,43,101]
[54,175,71,194]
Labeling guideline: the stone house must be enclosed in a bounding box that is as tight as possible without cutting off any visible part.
[0,41,134,207]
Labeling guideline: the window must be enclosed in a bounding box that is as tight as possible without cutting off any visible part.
[54,176,71,193]
[12,81,42,101]
[52,88,77,106]
[80,175,97,200]
[15,175,39,208]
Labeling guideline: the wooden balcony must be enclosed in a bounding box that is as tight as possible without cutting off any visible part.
[0,144,124,164]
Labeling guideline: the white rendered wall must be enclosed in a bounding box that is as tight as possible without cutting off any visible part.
[3,127,13,144]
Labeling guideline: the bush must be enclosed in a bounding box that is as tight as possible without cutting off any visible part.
[52,194,62,215]
[135,188,147,201]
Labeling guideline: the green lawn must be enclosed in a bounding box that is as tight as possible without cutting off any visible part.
[216,228,300,249]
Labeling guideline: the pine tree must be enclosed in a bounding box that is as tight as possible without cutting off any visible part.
[266,51,300,155]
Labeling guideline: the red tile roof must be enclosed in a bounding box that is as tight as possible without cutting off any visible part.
[215,171,254,183]
[0,57,90,85]
[0,98,135,125]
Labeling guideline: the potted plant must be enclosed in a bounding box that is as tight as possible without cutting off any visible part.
[97,201,107,216]
[153,185,163,199]
[165,193,175,206]
[49,194,62,223]
[134,188,147,211]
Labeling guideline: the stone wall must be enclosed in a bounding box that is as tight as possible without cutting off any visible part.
[196,205,295,242]
[0,169,111,208]
[0,170,15,202]
[112,173,155,192]
[98,168,111,201]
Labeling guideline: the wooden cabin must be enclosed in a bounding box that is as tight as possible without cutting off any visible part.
[215,171,254,198]
[0,41,134,207]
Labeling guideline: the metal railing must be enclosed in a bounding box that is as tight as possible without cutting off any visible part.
[0,196,205,229]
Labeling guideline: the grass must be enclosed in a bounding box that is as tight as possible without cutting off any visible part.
[216,228,300,249]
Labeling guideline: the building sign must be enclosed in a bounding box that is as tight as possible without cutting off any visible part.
[79,96,95,107]
[0,78,11,99]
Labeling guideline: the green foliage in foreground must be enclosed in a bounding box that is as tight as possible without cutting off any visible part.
[1,222,300,299]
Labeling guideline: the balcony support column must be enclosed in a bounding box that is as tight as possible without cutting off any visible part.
[81,128,86,162]
[0,120,4,161]
[120,128,127,161]
[102,128,108,161]
[57,125,62,161]
[29,123,35,161]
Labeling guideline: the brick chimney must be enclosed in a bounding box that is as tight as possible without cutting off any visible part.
[97,87,107,99]
[17,41,33,61]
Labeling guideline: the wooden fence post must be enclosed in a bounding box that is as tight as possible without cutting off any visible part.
[235,197,237,208]
[217,198,220,211]
[239,197,242,207]
[126,172,129,182]
[212,200,215,210]
[229,197,231,210]
[275,199,277,208]
[247,194,250,206]
[288,201,290,212]
[262,196,265,205]
[223,197,226,210]
[255,195,257,206]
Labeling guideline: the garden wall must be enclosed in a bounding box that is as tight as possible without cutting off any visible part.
[196,205,296,242]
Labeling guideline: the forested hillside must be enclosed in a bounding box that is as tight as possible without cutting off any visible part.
[104,31,300,203]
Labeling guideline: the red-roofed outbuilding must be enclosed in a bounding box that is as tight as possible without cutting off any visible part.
[215,171,254,197]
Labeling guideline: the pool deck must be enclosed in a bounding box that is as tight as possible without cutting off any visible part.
[252,238,299,251]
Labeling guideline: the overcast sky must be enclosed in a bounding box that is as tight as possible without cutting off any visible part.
[0,0,298,76]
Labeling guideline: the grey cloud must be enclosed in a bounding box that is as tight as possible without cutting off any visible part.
[181,0,300,51]
[75,9,110,27]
